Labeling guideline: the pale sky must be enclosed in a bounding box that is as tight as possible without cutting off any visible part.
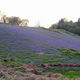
[0,0,80,28]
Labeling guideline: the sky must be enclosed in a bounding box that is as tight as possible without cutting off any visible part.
[0,0,80,28]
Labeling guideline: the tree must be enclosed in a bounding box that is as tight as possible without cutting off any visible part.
[8,16,21,25]
[19,19,29,26]
[1,15,7,23]
[76,18,80,26]
[49,18,80,35]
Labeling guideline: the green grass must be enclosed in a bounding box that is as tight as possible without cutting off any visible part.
[43,67,80,79]
[14,67,27,73]
[0,48,80,79]
[2,61,23,67]
[58,48,80,60]
[50,29,80,38]
[64,71,80,79]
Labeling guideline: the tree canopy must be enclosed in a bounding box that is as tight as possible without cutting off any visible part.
[0,14,29,26]
[50,18,80,35]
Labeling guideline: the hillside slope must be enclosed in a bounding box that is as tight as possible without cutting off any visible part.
[0,25,80,63]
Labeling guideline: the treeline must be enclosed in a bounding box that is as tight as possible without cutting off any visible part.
[50,18,80,35]
[0,15,29,26]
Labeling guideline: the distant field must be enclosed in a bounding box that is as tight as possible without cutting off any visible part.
[0,25,80,64]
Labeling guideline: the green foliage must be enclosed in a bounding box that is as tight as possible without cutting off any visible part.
[2,61,23,67]
[63,71,80,79]
[58,48,80,62]
[14,67,27,73]
[50,18,80,35]
[43,67,80,79]
[0,78,11,80]
[58,48,80,56]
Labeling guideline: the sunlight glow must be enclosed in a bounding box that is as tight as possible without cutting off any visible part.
[0,0,80,28]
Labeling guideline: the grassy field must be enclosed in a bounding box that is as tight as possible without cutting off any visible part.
[0,25,80,79]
